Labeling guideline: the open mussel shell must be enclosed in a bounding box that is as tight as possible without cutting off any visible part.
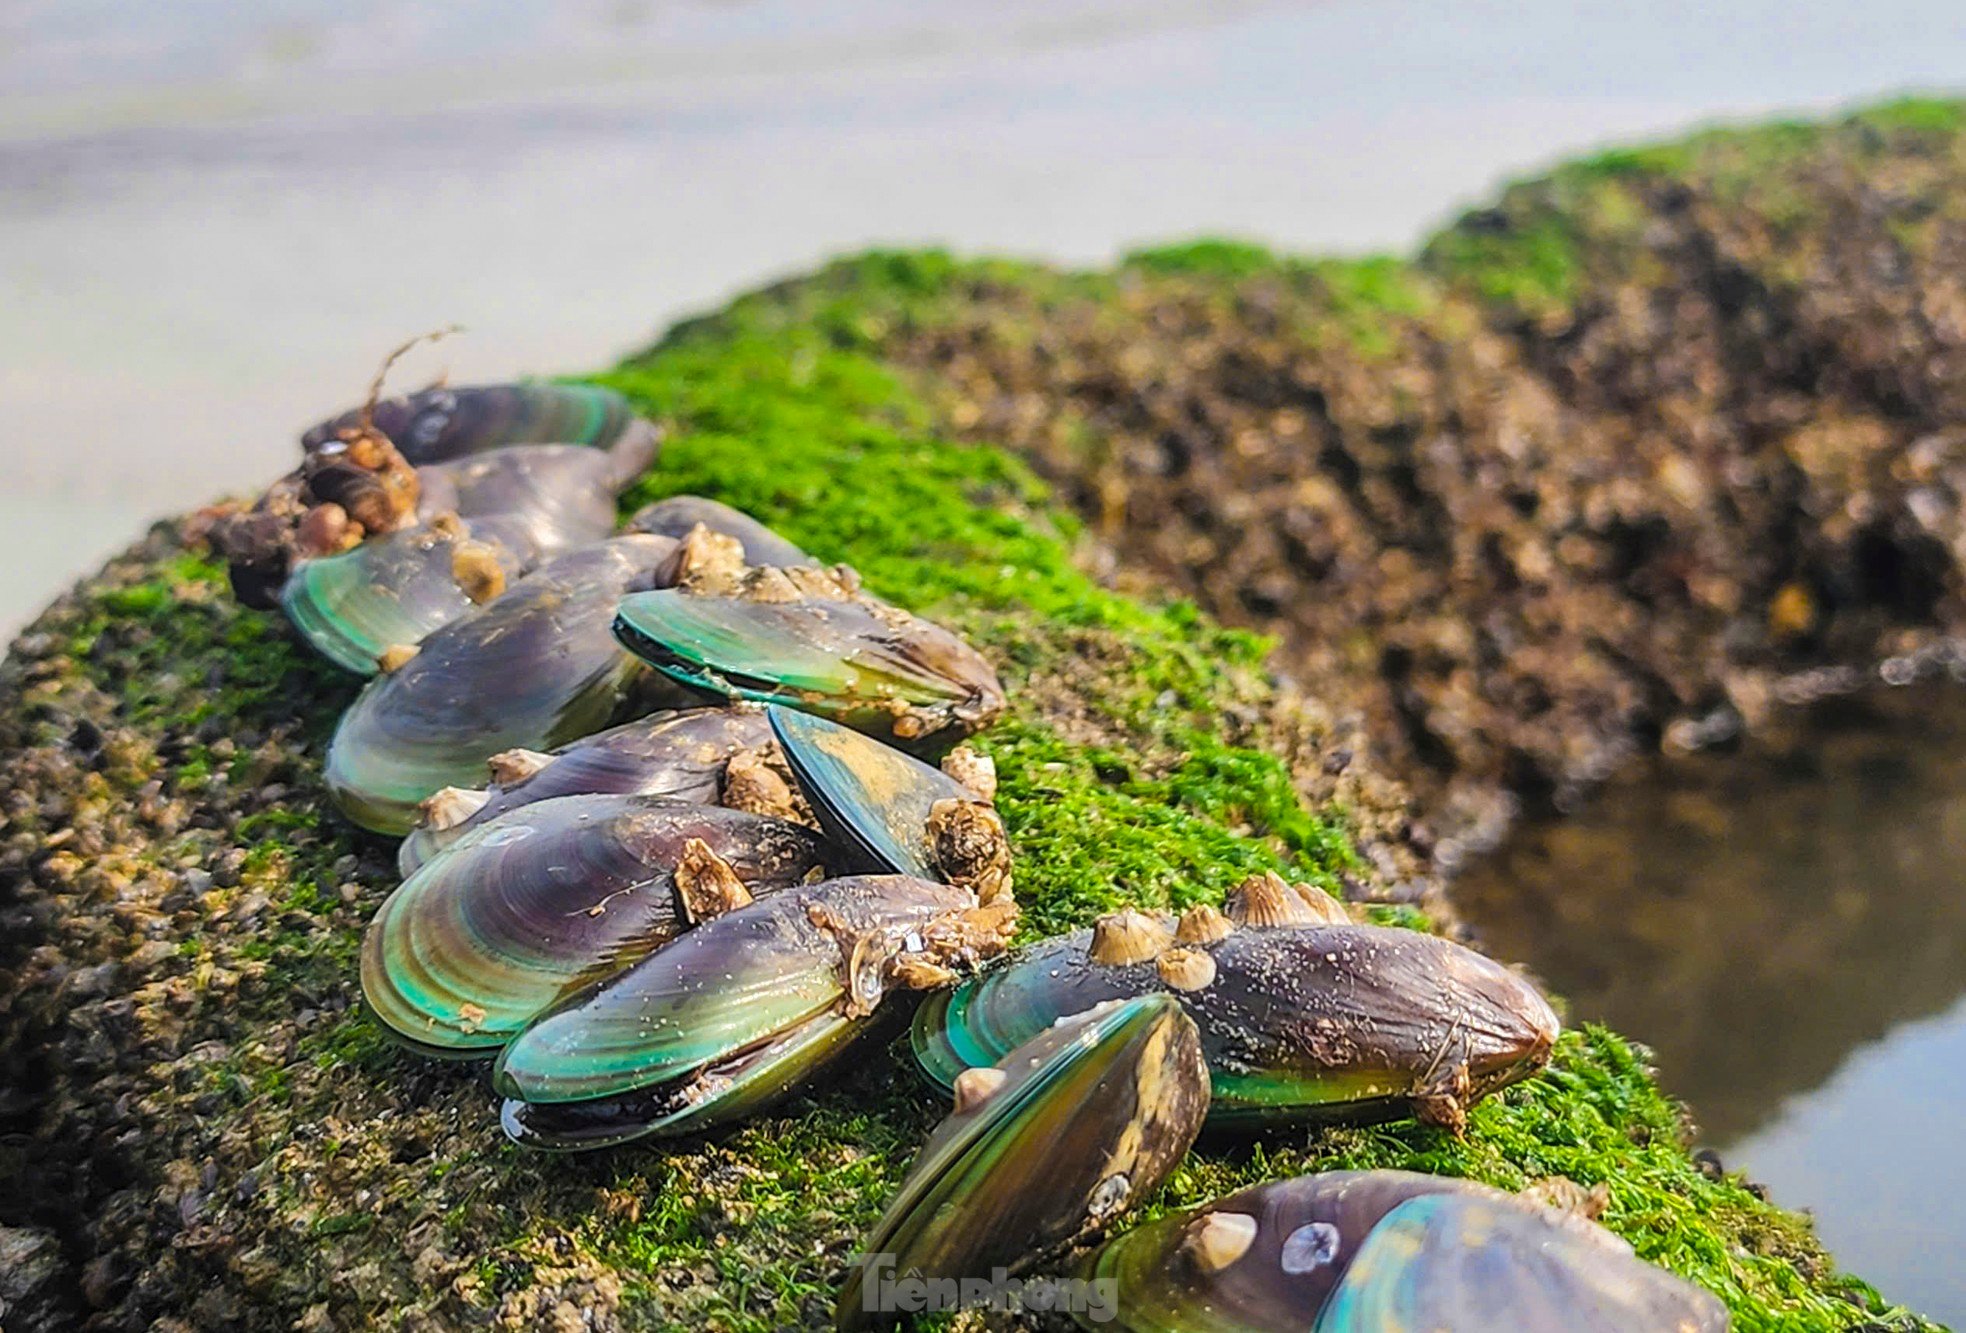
[914,920,1559,1129]
[326,535,696,834]
[494,875,974,1105]
[1315,1191,1729,1332]
[625,495,811,567]
[281,516,535,675]
[303,382,647,466]
[612,590,1005,747]
[500,1007,866,1151]
[767,704,974,879]
[397,706,777,876]
[836,994,1209,1330]
[361,795,827,1056]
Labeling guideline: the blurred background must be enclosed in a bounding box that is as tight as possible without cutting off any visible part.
[5,0,1966,1319]
[7,0,1966,640]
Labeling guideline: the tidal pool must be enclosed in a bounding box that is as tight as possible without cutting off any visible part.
[1457,684,1966,1325]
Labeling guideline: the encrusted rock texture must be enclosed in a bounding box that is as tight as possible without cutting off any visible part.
[871,98,1966,860]
[2,101,1959,1331]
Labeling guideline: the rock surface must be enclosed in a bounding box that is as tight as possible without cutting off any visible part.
[870,99,1966,861]
[1,102,1955,1330]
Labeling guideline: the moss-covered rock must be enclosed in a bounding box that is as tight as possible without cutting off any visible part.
[1,101,1955,1331]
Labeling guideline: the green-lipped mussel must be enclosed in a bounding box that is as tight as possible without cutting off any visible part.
[626,495,812,568]
[396,705,791,876]
[1082,1169,1728,1332]
[217,382,658,608]
[493,873,1018,1119]
[283,436,659,674]
[768,704,1011,900]
[611,574,1004,749]
[302,381,647,466]
[415,438,654,551]
[500,1007,867,1151]
[912,905,1559,1131]
[280,513,535,675]
[836,994,1210,1329]
[325,535,701,834]
[361,794,828,1056]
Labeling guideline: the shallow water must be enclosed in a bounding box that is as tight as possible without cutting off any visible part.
[1457,685,1966,1324]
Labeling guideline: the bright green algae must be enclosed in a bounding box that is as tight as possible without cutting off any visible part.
[12,101,1959,1330]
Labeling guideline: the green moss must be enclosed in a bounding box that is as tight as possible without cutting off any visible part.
[1852,95,1966,135]
[1122,238,1283,279]
[1422,204,1585,322]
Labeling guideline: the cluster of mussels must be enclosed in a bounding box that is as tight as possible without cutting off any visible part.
[211,378,1729,1330]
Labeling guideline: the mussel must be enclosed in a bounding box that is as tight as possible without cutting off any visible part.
[500,1007,865,1150]
[361,795,828,1056]
[626,495,812,568]
[302,382,648,466]
[416,439,654,552]
[837,994,1210,1329]
[280,515,534,675]
[612,585,1004,748]
[493,875,1019,1137]
[1082,1170,1728,1332]
[913,902,1559,1131]
[768,705,1010,899]
[283,433,661,674]
[397,706,786,876]
[325,535,697,834]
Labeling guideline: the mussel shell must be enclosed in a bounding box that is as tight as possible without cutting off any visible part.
[494,875,971,1104]
[612,591,1005,747]
[768,704,974,879]
[1083,1170,1502,1332]
[303,383,642,465]
[625,495,811,567]
[416,443,649,553]
[397,707,777,876]
[281,516,536,675]
[499,1008,867,1151]
[837,995,1209,1330]
[1316,1191,1729,1333]
[361,795,828,1055]
[326,535,693,834]
[914,924,1558,1126]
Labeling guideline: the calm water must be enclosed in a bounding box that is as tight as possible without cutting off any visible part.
[1458,685,1966,1324]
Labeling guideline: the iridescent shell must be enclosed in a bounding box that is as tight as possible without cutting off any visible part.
[624,495,811,567]
[768,705,977,879]
[499,1008,865,1150]
[302,382,646,465]
[1315,1191,1729,1332]
[1084,1170,1498,1331]
[361,796,827,1055]
[416,441,653,552]
[280,518,529,675]
[612,590,1005,747]
[493,875,981,1105]
[325,535,696,834]
[396,707,778,875]
[913,921,1559,1129]
[836,995,1209,1329]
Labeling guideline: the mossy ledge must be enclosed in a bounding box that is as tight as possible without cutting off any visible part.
[0,101,1953,1332]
